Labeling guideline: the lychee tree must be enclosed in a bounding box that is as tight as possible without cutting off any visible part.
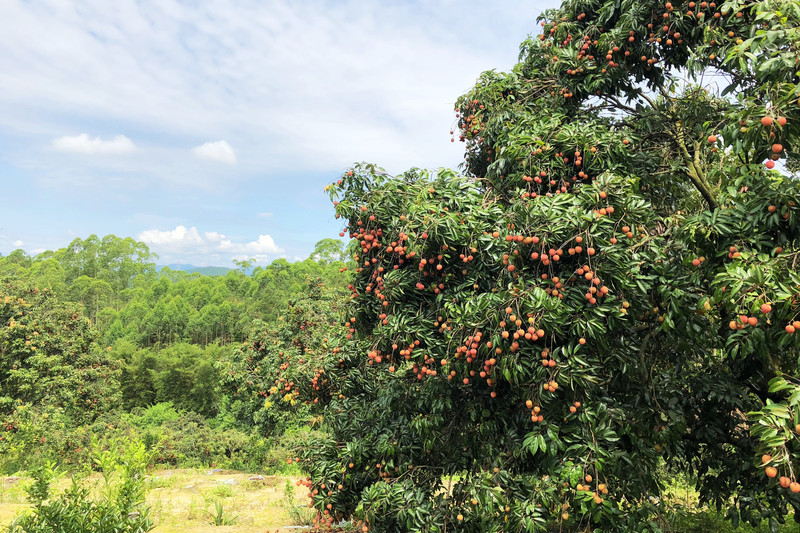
[218,278,348,437]
[296,0,800,530]
[0,280,120,469]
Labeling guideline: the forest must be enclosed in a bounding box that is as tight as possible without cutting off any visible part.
[4,0,800,530]
[0,235,347,473]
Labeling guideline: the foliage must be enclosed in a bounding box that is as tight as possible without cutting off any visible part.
[204,499,238,526]
[669,507,799,533]
[0,402,282,475]
[0,280,120,471]
[115,404,279,471]
[116,341,224,417]
[0,237,348,348]
[0,281,119,422]
[748,375,800,521]
[0,235,356,481]
[7,438,154,533]
[2,235,157,312]
[0,403,78,474]
[283,478,317,526]
[297,0,800,530]
[218,278,347,437]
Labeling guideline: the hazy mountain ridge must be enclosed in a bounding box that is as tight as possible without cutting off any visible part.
[157,264,233,276]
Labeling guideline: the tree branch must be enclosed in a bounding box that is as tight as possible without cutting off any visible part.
[673,121,719,210]
[603,95,640,115]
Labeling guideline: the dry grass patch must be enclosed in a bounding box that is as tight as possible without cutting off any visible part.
[1,469,317,533]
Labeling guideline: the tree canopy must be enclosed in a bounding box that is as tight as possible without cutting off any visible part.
[1,237,348,347]
[298,0,800,531]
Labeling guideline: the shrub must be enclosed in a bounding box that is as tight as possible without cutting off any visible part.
[7,438,154,533]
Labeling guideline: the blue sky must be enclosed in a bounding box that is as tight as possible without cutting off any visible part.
[0,0,556,266]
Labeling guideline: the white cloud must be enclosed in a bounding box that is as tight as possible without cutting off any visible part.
[232,253,270,264]
[12,240,24,247]
[228,234,280,254]
[192,140,237,164]
[0,0,554,265]
[52,134,136,155]
[138,225,204,247]
[137,225,283,264]
[0,0,546,180]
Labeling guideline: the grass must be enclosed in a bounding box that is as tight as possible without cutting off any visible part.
[0,469,313,533]
[208,484,233,498]
[0,477,27,528]
[659,472,797,533]
[669,510,797,533]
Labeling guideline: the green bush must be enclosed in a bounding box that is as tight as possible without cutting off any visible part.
[116,342,223,417]
[125,404,276,471]
[1,402,283,475]
[127,402,182,429]
[282,478,315,526]
[7,438,154,533]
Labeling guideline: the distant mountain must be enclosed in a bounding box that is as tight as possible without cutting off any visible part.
[157,264,233,276]
[185,266,233,276]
